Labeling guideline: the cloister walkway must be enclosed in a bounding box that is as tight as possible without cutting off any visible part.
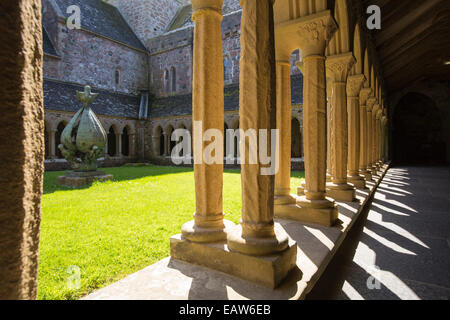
[308,166,450,300]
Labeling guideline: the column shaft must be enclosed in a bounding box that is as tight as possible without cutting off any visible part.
[347,96,360,176]
[181,0,232,242]
[228,0,289,256]
[303,55,328,200]
[274,61,293,199]
[50,130,56,158]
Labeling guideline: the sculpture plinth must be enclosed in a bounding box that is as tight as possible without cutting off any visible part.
[57,86,113,187]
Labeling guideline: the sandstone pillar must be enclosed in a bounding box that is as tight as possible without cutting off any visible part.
[228,0,290,255]
[293,11,338,225]
[366,97,376,178]
[181,0,233,242]
[376,109,383,165]
[359,88,372,180]
[163,132,169,156]
[274,58,295,204]
[0,0,44,299]
[325,53,356,202]
[370,104,380,175]
[346,74,366,188]
[326,79,333,182]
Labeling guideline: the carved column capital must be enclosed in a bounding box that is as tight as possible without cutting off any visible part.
[366,97,376,111]
[359,87,372,106]
[296,10,337,57]
[325,52,355,82]
[347,74,366,98]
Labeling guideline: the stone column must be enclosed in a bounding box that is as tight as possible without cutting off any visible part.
[371,104,380,174]
[274,58,295,204]
[376,109,383,165]
[346,74,366,188]
[116,133,122,157]
[326,78,333,182]
[0,0,44,299]
[50,129,57,158]
[359,88,372,180]
[382,115,388,162]
[181,0,233,243]
[293,11,338,225]
[366,97,376,178]
[295,61,307,195]
[325,53,356,202]
[164,132,169,156]
[228,0,289,256]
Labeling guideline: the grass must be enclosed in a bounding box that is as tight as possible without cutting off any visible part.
[38,165,304,300]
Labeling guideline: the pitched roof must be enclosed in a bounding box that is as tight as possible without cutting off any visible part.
[150,74,303,118]
[53,0,146,50]
[43,79,140,119]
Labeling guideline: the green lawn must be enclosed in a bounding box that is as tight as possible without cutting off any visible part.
[38,165,304,300]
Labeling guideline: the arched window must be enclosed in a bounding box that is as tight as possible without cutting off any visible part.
[121,127,130,156]
[167,125,175,155]
[224,56,231,83]
[115,68,121,87]
[55,122,66,159]
[107,126,116,157]
[171,67,176,93]
[164,69,170,95]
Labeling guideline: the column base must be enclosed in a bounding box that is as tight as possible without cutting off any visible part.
[297,182,306,196]
[326,182,357,202]
[273,196,339,227]
[347,175,366,189]
[227,223,290,256]
[274,194,297,205]
[181,219,235,243]
[359,169,372,181]
[326,173,333,182]
[170,232,297,289]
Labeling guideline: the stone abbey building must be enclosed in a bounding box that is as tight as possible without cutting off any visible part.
[42,0,305,169]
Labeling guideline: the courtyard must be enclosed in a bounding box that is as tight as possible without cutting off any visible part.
[38,165,305,299]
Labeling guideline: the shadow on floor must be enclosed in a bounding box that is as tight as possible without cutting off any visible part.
[306,166,450,300]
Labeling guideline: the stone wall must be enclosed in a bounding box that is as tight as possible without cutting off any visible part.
[148,27,193,97]
[53,22,148,95]
[105,0,188,44]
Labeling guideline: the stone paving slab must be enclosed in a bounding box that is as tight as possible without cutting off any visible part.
[84,167,389,300]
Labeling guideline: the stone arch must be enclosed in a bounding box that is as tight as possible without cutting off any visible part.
[291,117,302,158]
[55,121,67,159]
[326,0,350,56]
[350,23,363,76]
[393,92,446,165]
[107,125,117,157]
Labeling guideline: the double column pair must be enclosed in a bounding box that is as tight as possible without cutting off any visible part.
[181,0,289,256]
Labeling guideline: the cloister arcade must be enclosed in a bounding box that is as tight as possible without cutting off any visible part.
[1,0,449,300]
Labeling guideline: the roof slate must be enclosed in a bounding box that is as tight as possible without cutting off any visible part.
[150,74,303,118]
[44,79,140,119]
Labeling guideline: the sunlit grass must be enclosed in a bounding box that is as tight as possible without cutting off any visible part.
[38,165,304,300]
